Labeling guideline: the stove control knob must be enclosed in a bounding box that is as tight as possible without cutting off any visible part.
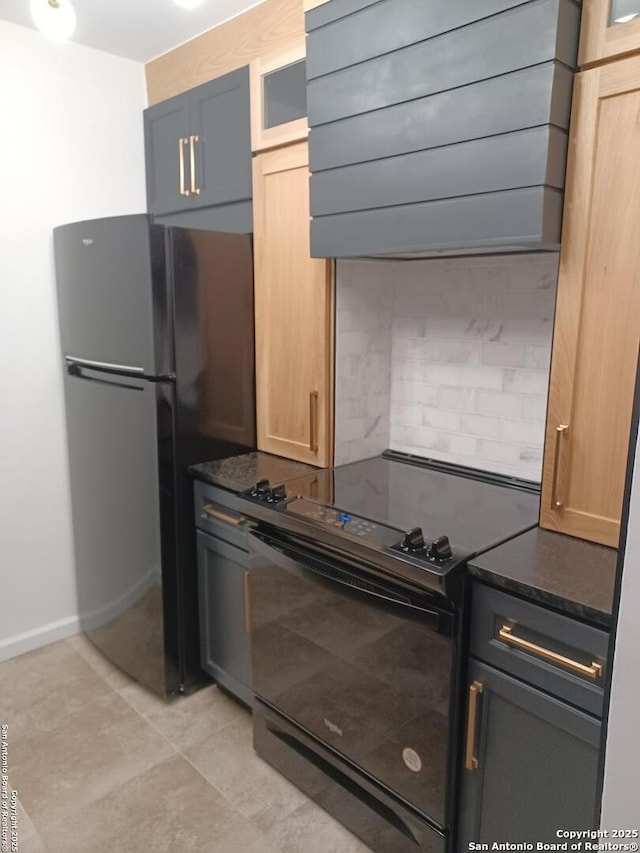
[428,535,453,562]
[270,484,287,503]
[254,479,271,500]
[401,527,425,553]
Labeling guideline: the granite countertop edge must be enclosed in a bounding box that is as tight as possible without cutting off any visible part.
[467,563,613,628]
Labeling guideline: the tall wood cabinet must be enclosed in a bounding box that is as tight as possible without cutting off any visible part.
[253,141,334,467]
[540,54,640,547]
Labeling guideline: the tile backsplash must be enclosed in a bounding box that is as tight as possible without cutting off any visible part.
[334,254,559,481]
[334,262,394,465]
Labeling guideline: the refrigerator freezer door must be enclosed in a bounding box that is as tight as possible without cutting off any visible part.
[63,366,178,695]
[54,215,172,378]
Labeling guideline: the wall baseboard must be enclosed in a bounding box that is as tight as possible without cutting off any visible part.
[0,615,80,663]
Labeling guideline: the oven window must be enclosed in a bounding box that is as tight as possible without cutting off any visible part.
[250,557,454,827]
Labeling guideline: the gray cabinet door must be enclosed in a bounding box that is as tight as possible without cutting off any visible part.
[197,529,253,706]
[144,94,192,216]
[457,660,601,848]
[189,67,252,211]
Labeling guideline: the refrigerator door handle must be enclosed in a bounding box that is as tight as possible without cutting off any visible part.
[65,355,145,376]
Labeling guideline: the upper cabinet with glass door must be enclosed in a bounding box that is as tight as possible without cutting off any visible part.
[250,40,308,152]
[580,0,640,66]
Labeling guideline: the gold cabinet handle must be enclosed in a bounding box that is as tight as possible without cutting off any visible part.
[309,391,319,453]
[465,681,484,771]
[244,571,251,635]
[550,424,569,509]
[179,137,190,196]
[498,625,603,679]
[202,504,245,527]
[189,134,201,195]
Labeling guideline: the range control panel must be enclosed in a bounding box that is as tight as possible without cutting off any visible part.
[285,498,398,547]
[242,480,459,570]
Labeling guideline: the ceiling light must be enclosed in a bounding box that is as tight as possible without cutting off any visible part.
[615,12,640,22]
[30,0,76,41]
[173,0,206,8]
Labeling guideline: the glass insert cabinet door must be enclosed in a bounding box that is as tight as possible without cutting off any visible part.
[580,0,640,66]
[250,40,308,153]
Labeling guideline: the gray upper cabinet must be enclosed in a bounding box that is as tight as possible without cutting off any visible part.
[305,0,582,258]
[144,67,252,220]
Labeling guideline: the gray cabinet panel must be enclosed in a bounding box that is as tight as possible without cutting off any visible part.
[311,187,563,257]
[457,660,600,846]
[306,0,532,79]
[307,0,579,127]
[310,127,567,217]
[197,529,254,706]
[153,201,253,234]
[470,583,607,717]
[144,94,192,216]
[189,67,252,211]
[309,63,573,173]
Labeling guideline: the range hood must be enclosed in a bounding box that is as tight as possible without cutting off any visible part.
[305,0,581,259]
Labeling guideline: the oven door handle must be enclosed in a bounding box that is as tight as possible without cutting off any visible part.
[248,529,447,632]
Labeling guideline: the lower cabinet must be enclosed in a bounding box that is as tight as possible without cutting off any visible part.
[457,583,608,848]
[196,529,254,707]
[457,659,601,846]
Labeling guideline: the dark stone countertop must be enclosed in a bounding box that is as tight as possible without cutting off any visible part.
[190,452,317,494]
[468,527,618,628]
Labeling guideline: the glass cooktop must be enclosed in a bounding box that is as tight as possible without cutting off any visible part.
[276,454,540,559]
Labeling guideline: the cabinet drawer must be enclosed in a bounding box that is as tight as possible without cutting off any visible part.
[470,584,608,717]
[193,479,247,550]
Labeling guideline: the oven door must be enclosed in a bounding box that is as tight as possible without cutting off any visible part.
[248,527,456,831]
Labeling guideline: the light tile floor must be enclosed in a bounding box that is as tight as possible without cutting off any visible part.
[0,636,372,853]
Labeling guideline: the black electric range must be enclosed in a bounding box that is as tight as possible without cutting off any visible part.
[237,453,540,853]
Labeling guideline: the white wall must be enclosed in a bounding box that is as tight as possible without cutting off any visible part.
[600,427,640,826]
[334,254,557,480]
[0,21,147,660]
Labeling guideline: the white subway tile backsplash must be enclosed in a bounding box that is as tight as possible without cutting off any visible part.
[502,418,546,446]
[522,395,548,423]
[459,413,502,439]
[421,407,460,431]
[474,389,524,418]
[502,369,550,396]
[438,386,476,411]
[481,342,526,368]
[335,253,558,481]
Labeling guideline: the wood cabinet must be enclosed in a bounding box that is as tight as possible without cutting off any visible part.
[250,39,308,152]
[580,0,640,67]
[253,141,334,467]
[540,54,640,547]
[457,584,607,847]
[144,67,252,218]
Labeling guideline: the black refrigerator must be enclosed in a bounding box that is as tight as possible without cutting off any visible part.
[54,214,256,696]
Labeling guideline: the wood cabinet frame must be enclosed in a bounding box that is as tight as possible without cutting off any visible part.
[540,54,640,547]
[253,141,335,468]
[250,39,308,152]
[580,0,640,67]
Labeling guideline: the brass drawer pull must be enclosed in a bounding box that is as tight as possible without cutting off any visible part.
[550,424,569,509]
[465,681,483,771]
[498,625,603,679]
[179,137,190,196]
[244,571,251,635]
[202,504,245,527]
[189,134,201,195]
[309,390,319,453]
